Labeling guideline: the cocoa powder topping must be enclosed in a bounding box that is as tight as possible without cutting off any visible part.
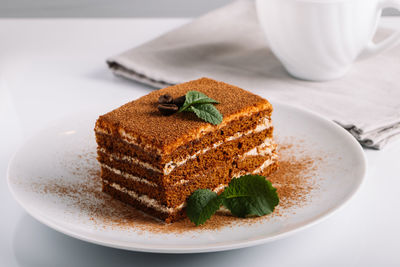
[26,139,323,234]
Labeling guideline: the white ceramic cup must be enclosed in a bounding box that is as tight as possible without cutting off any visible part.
[256,0,400,81]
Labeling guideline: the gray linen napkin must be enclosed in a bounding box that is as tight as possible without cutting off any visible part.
[107,0,400,149]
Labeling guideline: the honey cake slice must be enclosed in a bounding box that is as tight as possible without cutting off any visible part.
[95,77,278,223]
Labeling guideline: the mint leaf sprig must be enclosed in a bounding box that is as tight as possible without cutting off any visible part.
[186,175,279,226]
[178,91,223,125]
[186,189,222,226]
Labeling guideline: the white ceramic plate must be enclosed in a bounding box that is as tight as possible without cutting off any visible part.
[7,102,367,253]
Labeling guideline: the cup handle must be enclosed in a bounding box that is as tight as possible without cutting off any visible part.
[359,0,400,60]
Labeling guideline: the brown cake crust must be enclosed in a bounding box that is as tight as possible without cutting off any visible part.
[96,109,272,166]
[96,77,272,154]
[102,182,187,223]
[100,151,277,208]
[102,161,279,223]
[95,77,278,223]
[96,127,273,183]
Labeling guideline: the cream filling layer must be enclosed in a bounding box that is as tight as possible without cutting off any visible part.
[101,163,188,188]
[253,156,278,173]
[232,154,278,178]
[94,127,163,154]
[95,112,271,155]
[163,117,272,175]
[98,147,163,173]
[100,137,277,188]
[97,117,272,175]
[101,164,158,187]
[103,180,185,214]
[239,139,276,159]
[104,156,277,215]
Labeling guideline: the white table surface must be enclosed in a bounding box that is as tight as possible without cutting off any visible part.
[1,18,400,267]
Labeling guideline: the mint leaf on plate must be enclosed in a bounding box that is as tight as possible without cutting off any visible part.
[221,175,279,218]
[186,189,222,226]
[186,175,279,226]
[179,91,219,112]
[188,104,223,125]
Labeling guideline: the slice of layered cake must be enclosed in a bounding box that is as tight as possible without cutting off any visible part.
[95,77,278,222]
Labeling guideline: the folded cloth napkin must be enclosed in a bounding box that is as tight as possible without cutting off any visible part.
[107,0,400,149]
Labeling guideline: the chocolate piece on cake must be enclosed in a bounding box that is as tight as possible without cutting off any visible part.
[94,77,278,223]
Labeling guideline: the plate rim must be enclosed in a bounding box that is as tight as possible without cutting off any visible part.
[7,101,368,254]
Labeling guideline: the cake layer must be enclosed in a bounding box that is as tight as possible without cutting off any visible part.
[162,156,278,207]
[96,78,272,155]
[101,158,230,207]
[102,182,185,223]
[97,127,274,185]
[102,161,279,223]
[95,112,271,167]
[97,149,161,183]
[100,151,278,207]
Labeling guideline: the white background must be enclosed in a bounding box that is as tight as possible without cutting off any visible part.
[1,18,400,266]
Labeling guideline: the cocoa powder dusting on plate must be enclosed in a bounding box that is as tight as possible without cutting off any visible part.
[29,139,322,234]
